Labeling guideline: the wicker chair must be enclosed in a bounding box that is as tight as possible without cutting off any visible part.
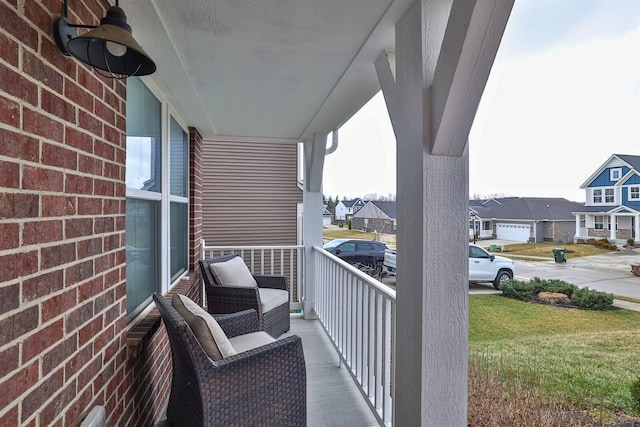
[153,294,306,427]
[200,255,290,337]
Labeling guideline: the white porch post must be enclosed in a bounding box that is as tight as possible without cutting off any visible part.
[376,0,513,424]
[610,214,616,241]
[635,214,640,244]
[302,133,327,320]
[575,214,580,242]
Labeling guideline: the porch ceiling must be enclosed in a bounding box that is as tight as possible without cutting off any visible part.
[120,0,415,141]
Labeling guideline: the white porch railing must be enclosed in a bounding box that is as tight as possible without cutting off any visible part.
[313,246,396,427]
[200,240,304,311]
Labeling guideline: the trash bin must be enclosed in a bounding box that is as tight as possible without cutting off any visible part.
[490,244,497,252]
[552,248,566,263]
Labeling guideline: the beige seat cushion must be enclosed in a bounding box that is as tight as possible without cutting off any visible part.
[171,294,237,360]
[228,331,276,354]
[258,288,289,313]
[209,257,258,288]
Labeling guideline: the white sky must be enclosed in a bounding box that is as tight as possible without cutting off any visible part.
[322,0,640,203]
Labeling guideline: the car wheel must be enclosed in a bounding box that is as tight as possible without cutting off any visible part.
[493,269,513,289]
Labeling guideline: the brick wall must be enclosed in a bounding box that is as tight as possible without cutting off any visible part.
[0,2,203,426]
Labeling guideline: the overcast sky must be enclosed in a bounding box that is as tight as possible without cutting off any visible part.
[322,0,640,203]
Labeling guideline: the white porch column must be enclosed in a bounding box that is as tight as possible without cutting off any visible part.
[302,133,327,320]
[635,214,640,244]
[610,214,616,241]
[574,214,580,241]
[377,0,512,424]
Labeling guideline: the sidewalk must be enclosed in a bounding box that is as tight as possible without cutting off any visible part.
[613,299,640,312]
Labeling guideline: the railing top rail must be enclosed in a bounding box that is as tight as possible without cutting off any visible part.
[203,245,304,251]
[313,245,396,301]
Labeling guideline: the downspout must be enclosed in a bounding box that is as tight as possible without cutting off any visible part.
[325,128,339,155]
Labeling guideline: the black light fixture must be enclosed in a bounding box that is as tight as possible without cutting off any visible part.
[53,0,156,78]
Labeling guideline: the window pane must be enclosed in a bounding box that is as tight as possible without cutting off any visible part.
[170,202,188,280]
[126,199,159,315]
[126,78,161,192]
[170,117,188,197]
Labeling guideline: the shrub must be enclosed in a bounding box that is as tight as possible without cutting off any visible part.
[628,238,636,247]
[631,377,640,413]
[592,239,617,250]
[571,287,614,310]
[500,280,533,302]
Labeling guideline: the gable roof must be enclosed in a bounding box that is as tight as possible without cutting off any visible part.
[580,154,640,189]
[339,198,364,208]
[470,197,584,221]
[369,201,397,219]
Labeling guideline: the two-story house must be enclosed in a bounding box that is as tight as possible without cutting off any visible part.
[334,198,365,224]
[574,154,640,243]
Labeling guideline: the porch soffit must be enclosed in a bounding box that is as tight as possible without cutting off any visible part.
[121,0,414,141]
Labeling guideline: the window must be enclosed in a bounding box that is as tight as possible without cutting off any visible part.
[605,188,614,203]
[594,216,604,230]
[631,187,640,200]
[593,189,602,203]
[610,168,622,181]
[125,78,189,320]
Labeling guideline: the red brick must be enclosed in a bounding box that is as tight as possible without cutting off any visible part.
[65,217,94,238]
[102,199,119,215]
[79,110,102,137]
[42,141,79,170]
[94,140,116,161]
[41,38,77,79]
[94,179,115,197]
[42,195,76,217]
[103,161,121,180]
[0,28,19,68]
[65,302,94,333]
[23,219,63,245]
[23,108,64,142]
[79,278,104,302]
[0,345,19,378]
[77,197,102,215]
[0,404,18,427]
[94,217,114,234]
[78,237,102,259]
[24,51,63,94]
[0,361,39,411]
[0,128,39,161]
[22,319,64,363]
[64,80,94,113]
[41,378,77,426]
[0,94,20,127]
[65,260,94,286]
[0,304,38,347]
[65,127,93,154]
[95,100,116,125]
[0,193,39,219]
[23,269,64,302]
[79,316,103,347]
[78,154,103,176]
[94,324,114,353]
[42,90,76,125]
[0,161,19,188]
[21,369,64,422]
[41,242,76,270]
[0,222,19,250]
[77,356,102,388]
[64,386,92,426]
[65,173,93,194]
[22,165,64,192]
[24,1,51,36]
[0,62,38,106]
[103,234,119,252]
[0,3,38,51]
[77,67,104,98]
[43,288,77,323]
[64,343,92,382]
[42,335,77,376]
[0,283,19,315]
[0,251,38,284]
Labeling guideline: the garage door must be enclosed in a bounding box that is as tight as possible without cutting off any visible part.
[496,223,530,241]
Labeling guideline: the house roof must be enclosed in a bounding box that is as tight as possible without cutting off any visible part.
[470,197,584,221]
[580,154,640,189]
[340,198,363,208]
[370,201,397,219]
[572,205,640,215]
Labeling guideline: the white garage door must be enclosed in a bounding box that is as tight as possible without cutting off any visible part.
[496,223,530,241]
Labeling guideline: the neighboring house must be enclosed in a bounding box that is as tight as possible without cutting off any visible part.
[351,201,397,234]
[469,197,584,243]
[573,154,640,243]
[334,198,366,224]
[323,206,333,226]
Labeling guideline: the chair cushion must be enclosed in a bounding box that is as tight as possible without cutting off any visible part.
[209,256,258,288]
[228,331,276,354]
[171,294,237,360]
[258,288,289,313]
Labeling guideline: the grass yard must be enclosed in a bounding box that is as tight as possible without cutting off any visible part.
[469,294,640,418]
[483,241,614,259]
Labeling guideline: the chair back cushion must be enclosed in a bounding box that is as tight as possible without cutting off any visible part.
[172,294,237,360]
[209,256,258,288]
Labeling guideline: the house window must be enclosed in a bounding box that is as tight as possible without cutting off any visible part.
[605,188,614,203]
[610,168,622,181]
[593,189,602,204]
[594,216,604,230]
[125,78,189,320]
[631,187,640,200]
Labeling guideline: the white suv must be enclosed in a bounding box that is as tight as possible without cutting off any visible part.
[469,244,514,289]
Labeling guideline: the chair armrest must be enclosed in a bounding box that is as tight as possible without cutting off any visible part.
[205,335,306,424]
[213,309,260,338]
[206,286,262,315]
[254,275,287,290]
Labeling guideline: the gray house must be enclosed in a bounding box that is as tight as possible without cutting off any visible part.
[351,201,397,234]
[470,197,584,243]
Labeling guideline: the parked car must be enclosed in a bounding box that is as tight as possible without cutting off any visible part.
[383,244,514,289]
[323,238,388,271]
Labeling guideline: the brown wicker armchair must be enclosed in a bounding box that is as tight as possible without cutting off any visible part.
[199,255,290,337]
[153,294,306,427]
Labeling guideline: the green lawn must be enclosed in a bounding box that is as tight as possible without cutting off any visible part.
[470,295,640,416]
[483,242,614,259]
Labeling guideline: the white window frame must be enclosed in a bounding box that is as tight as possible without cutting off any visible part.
[610,168,622,181]
[630,186,640,200]
[594,216,604,230]
[605,188,615,204]
[593,189,602,204]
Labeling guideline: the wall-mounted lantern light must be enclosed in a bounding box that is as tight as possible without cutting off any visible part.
[53,0,156,78]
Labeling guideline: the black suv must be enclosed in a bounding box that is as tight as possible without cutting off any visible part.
[323,238,388,269]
